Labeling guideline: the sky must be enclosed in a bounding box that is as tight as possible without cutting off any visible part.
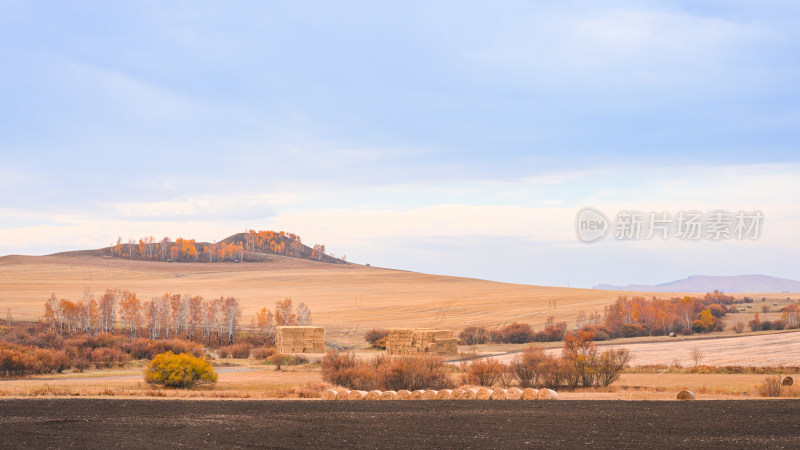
[1,1,799,288]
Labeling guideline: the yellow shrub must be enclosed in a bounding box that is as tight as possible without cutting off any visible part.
[144,351,217,388]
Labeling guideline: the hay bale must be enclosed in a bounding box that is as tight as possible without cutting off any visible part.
[451,389,465,399]
[782,376,794,386]
[348,390,368,400]
[506,387,523,400]
[321,390,338,400]
[677,390,695,400]
[476,388,493,400]
[462,388,478,400]
[422,390,438,400]
[410,390,425,400]
[537,389,559,400]
[436,389,453,400]
[396,390,411,400]
[521,388,539,400]
[491,388,508,400]
[335,390,351,400]
[365,390,382,400]
[380,390,397,400]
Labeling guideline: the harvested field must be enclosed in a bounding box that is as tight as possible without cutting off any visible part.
[3,399,800,448]
[0,254,743,346]
[592,331,800,367]
[489,330,800,367]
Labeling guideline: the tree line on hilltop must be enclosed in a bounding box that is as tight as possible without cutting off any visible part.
[109,229,337,263]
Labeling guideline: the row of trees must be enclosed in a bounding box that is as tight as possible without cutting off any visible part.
[253,298,312,345]
[109,230,330,263]
[456,292,740,346]
[602,292,733,337]
[112,237,245,262]
[458,318,569,345]
[242,230,304,257]
[42,290,312,346]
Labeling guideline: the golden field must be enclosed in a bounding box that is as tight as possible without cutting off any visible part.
[0,252,797,349]
[0,253,670,345]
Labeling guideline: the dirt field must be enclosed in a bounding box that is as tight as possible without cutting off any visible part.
[0,254,686,345]
[1,399,799,448]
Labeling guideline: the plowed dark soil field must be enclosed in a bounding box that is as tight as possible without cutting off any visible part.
[1,399,799,448]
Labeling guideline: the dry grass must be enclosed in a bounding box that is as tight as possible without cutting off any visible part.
[0,364,327,399]
[0,254,723,347]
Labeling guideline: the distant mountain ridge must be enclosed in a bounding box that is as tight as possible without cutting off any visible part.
[594,275,800,293]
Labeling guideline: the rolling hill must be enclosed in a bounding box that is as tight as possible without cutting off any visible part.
[1,248,797,346]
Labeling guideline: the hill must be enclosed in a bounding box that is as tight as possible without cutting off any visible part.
[594,274,800,294]
[76,230,345,264]
[2,254,797,346]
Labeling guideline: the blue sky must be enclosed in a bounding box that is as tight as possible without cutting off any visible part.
[1,1,799,287]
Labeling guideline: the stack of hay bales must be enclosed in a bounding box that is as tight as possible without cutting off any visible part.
[385,328,458,356]
[275,326,325,353]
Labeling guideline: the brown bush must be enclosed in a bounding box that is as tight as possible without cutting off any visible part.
[321,350,454,391]
[73,355,91,372]
[461,357,506,387]
[86,333,122,349]
[90,347,130,369]
[459,326,489,345]
[268,353,309,370]
[220,343,251,359]
[251,346,276,359]
[376,355,454,391]
[539,357,575,390]
[578,325,613,341]
[0,345,36,377]
[125,338,204,359]
[0,344,76,377]
[596,348,631,387]
[364,328,388,345]
[497,323,535,344]
[534,321,568,342]
[760,376,783,397]
[321,351,359,386]
[511,345,551,388]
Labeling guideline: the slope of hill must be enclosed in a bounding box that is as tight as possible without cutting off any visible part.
[3,254,797,346]
[594,275,800,293]
[0,253,658,344]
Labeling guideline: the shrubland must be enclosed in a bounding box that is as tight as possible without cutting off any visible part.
[461,331,631,390]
